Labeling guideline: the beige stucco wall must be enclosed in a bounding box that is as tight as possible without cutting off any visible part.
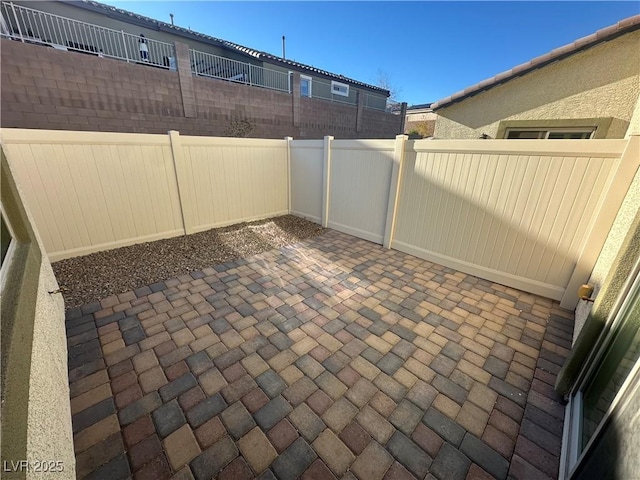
[574,134,640,341]
[434,30,640,139]
[626,91,640,137]
[25,261,74,479]
[0,148,74,479]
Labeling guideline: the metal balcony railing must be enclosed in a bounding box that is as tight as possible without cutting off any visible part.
[190,49,291,93]
[0,2,395,106]
[0,1,175,69]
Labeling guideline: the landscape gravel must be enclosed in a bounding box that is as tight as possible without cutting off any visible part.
[53,215,326,309]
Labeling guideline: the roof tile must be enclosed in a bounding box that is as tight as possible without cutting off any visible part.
[432,14,640,110]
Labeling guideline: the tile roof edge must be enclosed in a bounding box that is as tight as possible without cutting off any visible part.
[431,14,640,110]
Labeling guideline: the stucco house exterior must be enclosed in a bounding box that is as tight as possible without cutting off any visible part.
[429,15,640,479]
[431,15,640,140]
[404,103,437,138]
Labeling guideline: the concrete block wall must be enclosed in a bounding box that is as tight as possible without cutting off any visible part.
[1,40,403,139]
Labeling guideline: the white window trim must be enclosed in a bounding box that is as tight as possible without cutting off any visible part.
[560,256,640,479]
[506,127,595,139]
[331,80,349,97]
[300,75,312,98]
[0,206,18,293]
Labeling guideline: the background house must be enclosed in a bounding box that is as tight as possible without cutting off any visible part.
[404,103,437,138]
[431,16,640,140]
[0,0,403,139]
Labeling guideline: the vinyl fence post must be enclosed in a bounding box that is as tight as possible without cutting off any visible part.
[560,134,640,309]
[322,135,334,228]
[383,134,408,248]
[285,136,293,214]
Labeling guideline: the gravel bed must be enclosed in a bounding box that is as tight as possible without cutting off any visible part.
[53,215,326,309]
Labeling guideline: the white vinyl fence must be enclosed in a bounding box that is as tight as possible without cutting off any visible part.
[393,139,637,307]
[327,139,395,243]
[3,128,637,309]
[289,135,638,309]
[289,139,323,224]
[1,129,288,261]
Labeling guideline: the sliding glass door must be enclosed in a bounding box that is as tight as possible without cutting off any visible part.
[562,261,640,478]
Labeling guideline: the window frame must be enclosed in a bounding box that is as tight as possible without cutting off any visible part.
[0,206,18,292]
[496,118,613,140]
[505,127,595,140]
[331,80,349,97]
[300,75,312,98]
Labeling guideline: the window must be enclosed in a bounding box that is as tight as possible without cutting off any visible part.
[1,214,13,267]
[506,128,595,139]
[0,211,16,290]
[300,75,312,98]
[497,119,612,140]
[331,81,349,97]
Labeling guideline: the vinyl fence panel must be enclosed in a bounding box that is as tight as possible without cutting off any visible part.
[2,129,183,261]
[289,139,324,223]
[392,139,631,302]
[328,139,395,243]
[177,136,289,233]
[1,129,289,261]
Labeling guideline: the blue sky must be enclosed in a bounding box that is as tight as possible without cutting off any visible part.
[108,1,639,105]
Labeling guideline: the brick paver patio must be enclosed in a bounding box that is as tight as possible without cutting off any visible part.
[65,230,573,480]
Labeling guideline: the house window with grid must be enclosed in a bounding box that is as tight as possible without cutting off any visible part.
[300,75,312,98]
[331,81,349,97]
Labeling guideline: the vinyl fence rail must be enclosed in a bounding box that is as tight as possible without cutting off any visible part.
[0,1,175,68]
[190,49,291,93]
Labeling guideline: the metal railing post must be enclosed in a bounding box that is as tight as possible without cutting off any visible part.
[121,29,129,62]
[10,2,24,42]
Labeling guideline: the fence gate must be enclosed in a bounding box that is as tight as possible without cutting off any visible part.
[327,140,395,244]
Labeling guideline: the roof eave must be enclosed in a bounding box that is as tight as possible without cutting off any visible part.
[432,15,640,111]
